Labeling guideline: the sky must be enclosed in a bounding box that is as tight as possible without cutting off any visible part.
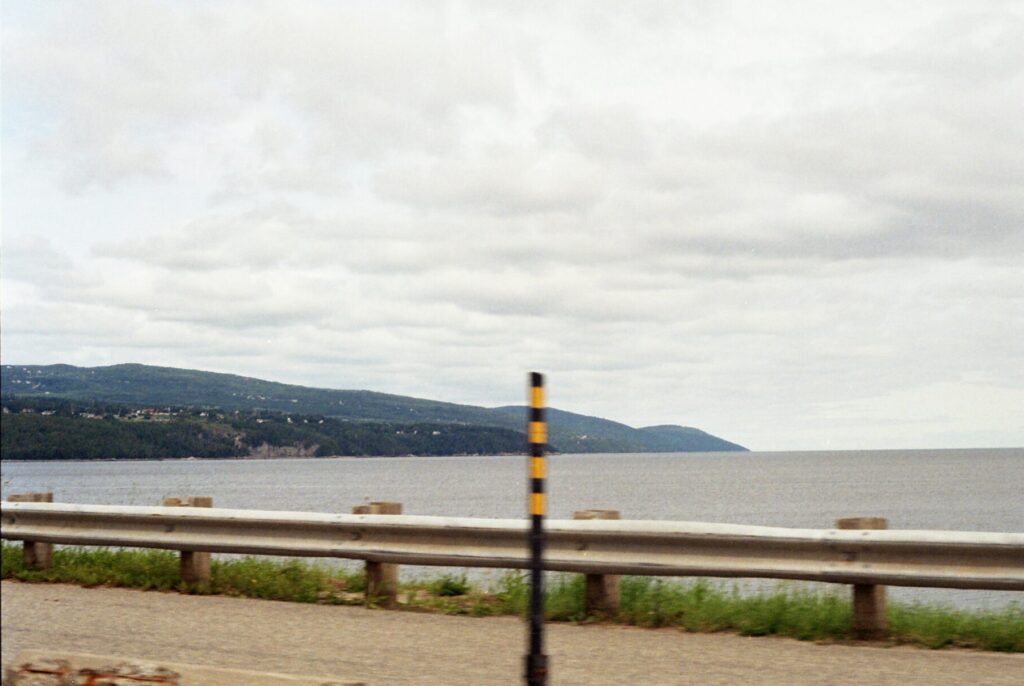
[2,1,1022,451]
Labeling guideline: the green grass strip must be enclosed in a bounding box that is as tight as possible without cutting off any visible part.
[2,544,364,602]
[3,544,1021,651]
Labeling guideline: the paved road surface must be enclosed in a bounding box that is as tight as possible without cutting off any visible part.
[3,581,1021,685]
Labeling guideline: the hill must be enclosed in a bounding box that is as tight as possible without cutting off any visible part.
[1,363,748,454]
[489,407,747,453]
[0,396,525,460]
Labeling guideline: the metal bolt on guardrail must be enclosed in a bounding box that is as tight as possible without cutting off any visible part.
[5,492,54,570]
[352,501,403,607]
[161,496,213,584]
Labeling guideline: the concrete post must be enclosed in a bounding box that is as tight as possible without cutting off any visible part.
[836,516,889,639]
[162,496,213,584]
[6,492,54,570]
[353,501,402,607]
[574,509,621,616]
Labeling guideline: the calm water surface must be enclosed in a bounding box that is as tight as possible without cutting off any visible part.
[3,448,1022,609]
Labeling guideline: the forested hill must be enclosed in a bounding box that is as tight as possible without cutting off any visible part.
[487,407,748,453]
[0,397,525,460]
[1,363,748,454]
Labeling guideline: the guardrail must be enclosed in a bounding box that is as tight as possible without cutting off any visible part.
[3,498,1022,639]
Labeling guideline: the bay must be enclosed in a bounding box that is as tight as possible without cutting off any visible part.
[3,448,1022,610]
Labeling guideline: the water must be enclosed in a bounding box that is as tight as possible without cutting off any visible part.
[3,448,1022,609]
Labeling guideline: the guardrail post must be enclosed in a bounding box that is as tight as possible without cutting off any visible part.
[836,516,888,639]
[353,501,402,607]
[574,509,621,616]
[6,492,54,570]
[162,496,213,584]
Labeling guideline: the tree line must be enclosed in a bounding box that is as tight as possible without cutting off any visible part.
[0,396,528,460]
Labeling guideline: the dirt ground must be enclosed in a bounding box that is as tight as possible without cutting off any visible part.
[3,581,1022,685]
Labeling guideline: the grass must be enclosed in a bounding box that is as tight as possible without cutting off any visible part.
[428,573,472,597]
[1,544,364,603]
[617,577,854,639]
[3,544,1021,652]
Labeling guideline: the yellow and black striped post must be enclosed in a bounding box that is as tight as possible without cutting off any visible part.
[525,372,548,686]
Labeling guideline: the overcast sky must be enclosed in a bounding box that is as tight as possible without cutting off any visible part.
[2,1,1022,450]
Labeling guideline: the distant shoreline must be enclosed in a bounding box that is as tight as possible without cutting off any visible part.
[5,447,1021,464]
[0,452,529,463]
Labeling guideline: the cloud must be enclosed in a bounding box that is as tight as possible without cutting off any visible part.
[376,148,608,216]
[93,205,327,272]
[1,236,76,284]
[808,381,1024,449]
[3,0,1023,449]
[4,0,519,193]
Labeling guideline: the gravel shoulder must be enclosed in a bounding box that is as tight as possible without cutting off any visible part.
[3,581,1022,686]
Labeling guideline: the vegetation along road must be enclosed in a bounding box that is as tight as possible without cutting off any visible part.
[2,581,1021,685]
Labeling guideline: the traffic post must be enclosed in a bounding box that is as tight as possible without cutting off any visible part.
[525,372,548,686]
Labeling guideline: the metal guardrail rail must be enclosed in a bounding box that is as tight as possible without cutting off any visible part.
[2,502,1023,590]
